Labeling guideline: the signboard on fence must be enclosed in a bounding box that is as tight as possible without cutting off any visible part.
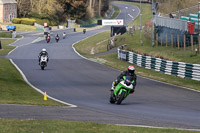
[102,19,124,26]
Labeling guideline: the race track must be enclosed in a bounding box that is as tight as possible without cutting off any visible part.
[2,2,200,130]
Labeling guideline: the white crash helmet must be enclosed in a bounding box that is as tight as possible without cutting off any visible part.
[128,66,135,74]
[42,48,46,52]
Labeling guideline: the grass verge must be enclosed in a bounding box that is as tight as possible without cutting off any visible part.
[0,39,16,55]
[74,31,110,55]
[0,119,197,133]
[0,39,65,106]
[0,22,36,31]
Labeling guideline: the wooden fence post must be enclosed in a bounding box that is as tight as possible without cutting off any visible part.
[184,35,186,51]
[177,34,180,50]
[191,35,193,51]
[171,34,173,48]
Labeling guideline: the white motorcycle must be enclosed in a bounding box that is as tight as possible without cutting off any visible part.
[39,55,48,70]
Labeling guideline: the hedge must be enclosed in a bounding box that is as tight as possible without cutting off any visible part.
[12,18,58,26]
[12,18,35,25]
[21,18,35,25]
[35,18,58,26]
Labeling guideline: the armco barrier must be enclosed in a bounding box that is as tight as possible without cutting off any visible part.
[118,48,200,81]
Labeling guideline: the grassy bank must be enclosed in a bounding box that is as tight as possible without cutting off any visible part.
[0,119,197,133]
[0,39,64,106]
[74,31,110,55]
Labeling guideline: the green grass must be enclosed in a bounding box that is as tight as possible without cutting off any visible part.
[0,39,64,106]
[74,31,110,55]
[0,22,36,31]
[0,32,12,38]
[0,58,64,106]
[0,39,16,55]
[0,119,197,133]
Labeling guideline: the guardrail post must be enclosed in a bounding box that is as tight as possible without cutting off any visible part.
[0,40,2,49]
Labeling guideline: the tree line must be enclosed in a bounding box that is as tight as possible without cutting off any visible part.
[16,0,110,22]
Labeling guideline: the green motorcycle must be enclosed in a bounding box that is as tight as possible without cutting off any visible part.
[110,76,134,104]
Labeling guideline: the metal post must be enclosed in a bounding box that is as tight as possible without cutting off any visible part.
[140,0,143,46]
[152,0,155,47]
[125,7,128,26]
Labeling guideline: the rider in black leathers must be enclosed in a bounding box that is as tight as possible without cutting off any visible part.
[38,48,49,64]
[111,66,137,93]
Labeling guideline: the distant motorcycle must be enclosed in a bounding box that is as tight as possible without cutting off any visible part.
[55,36,59,42]
[39,55,48,70]
[46,36,50,43]
[63,33,66,39]
[83,29,86,34]
[110,76,134,104]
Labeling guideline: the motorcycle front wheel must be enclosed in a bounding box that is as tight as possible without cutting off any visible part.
[41,66,45,70]
[116,91,126,104]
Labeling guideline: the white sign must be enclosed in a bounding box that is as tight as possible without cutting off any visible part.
[102,19,124,26]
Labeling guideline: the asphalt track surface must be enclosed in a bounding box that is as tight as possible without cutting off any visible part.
[1,2,200,130]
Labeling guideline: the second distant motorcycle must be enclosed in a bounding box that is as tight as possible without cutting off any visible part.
[55,34,60,42]
[46,36,50,43]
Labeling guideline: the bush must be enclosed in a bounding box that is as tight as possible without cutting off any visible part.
[12,18,35,25]
[35,18,58,26]
[21,18,35,25]
[12,18,21,24]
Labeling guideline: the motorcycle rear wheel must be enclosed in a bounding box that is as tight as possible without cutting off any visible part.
[109,91,115,104]
[116,91,126,104]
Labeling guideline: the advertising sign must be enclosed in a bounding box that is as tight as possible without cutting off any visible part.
[102,19,124,26]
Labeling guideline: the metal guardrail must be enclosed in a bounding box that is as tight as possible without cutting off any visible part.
[155,16,188,32]
[118,48,200,81]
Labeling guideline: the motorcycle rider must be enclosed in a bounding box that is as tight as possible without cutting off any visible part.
[63,32,66,39]
[111,66,137,94]
[38,48,49,64]
[46,33,51,42]
[46,33,50,39]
